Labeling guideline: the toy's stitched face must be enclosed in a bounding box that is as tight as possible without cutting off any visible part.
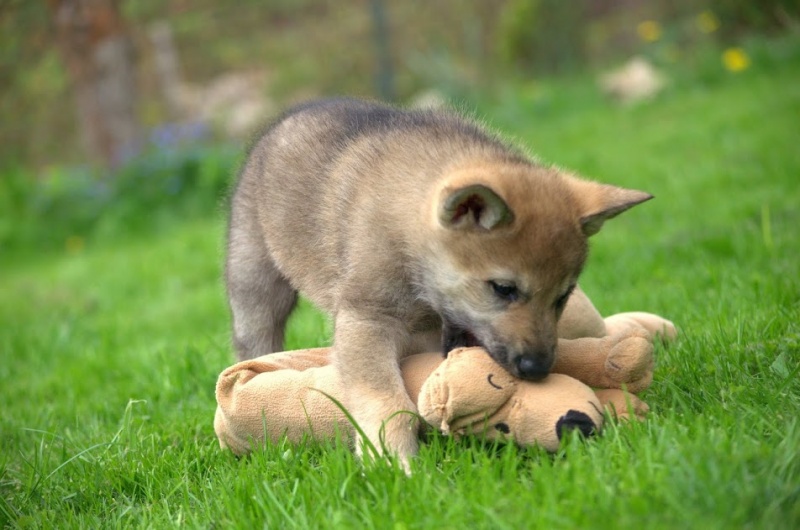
[555,410,598,441]
[418,350,608,452]
[484,369,514,437]
[494,422,510,434]
[485,372,509,434]
[487,373,504,390]
[428,348,515,429]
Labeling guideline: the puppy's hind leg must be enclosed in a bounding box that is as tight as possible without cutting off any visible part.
[226,206,297,361]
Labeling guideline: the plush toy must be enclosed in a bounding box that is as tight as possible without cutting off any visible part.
[214,288,676,454]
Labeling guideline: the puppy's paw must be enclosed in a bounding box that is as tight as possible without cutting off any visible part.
[352,399,419,474]
[603,331,654,393]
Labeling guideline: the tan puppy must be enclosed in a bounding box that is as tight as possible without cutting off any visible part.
[225,98,651,466]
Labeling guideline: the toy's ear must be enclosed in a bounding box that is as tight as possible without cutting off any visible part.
[418,348,517,434]
[565,175,652,236]
[437,184,514,231]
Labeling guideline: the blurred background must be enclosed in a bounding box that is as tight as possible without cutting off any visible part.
[0,0,798,256]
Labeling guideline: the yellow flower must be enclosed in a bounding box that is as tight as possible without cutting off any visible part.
[637,20,662,43]
[696,11,720,34]
[722,48,750,73]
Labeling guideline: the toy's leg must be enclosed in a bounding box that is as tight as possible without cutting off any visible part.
[604,312,678,343]
[594,389,649,421]
[214,347,338,455]
[557,286,607,339]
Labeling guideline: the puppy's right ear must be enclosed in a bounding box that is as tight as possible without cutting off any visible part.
[438,184,514,231]
[565,176,653,236]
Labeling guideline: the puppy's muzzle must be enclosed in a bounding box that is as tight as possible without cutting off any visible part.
[511,346,555,380]
[513,356,549,380]
[442,319,556,380]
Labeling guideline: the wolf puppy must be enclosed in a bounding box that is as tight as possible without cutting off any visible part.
[226,98,651,466]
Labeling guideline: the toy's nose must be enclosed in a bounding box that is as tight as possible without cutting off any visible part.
[513,355,550,380]
[556,410,597,440]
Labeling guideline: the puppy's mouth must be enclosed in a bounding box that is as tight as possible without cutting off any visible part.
[440,316,555,380]
[441,320,485,356]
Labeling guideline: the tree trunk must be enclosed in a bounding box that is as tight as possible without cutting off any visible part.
[48,0,140,169]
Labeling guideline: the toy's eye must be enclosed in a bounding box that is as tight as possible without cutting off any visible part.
[494,422,510,434]
[488,280,519,302]
[554,285,576,312]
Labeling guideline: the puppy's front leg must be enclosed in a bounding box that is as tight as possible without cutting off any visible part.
[333,308,419,469]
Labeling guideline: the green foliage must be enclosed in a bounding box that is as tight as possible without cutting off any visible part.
[496,0,800,75]
[497,0,591,73]
[3,0,798,169]
[0,144,238,260]
[643,27,800,90]
[710,0,800,35]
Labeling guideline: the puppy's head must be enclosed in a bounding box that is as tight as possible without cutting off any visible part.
[422,161,651,380]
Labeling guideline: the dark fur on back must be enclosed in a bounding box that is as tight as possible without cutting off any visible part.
[248,98,530,172]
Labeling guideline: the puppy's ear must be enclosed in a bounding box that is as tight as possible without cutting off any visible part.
[438,184,514,231]
[566,176,653,236]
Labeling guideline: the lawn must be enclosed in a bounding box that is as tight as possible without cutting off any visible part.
[2,41,799,528]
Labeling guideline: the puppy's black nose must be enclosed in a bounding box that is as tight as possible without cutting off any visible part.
[514,356,549,380]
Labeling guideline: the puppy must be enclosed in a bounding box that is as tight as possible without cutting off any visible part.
[225,98,651,466]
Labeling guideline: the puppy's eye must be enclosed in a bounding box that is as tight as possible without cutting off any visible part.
[554,285,576,311]
[488,280,519,302]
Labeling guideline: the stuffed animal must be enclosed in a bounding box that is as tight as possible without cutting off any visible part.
[214,288,676,454]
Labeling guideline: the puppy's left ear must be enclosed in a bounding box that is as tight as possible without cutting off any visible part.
[566,176,653,236]
[438,184,514,231]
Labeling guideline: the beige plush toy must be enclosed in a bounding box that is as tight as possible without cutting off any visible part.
[214,288,676,455]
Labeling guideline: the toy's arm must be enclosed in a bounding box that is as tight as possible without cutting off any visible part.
[554,299,677,392]
[552,331,654,393]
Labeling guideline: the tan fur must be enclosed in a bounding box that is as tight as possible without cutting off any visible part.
[225,98,651,466]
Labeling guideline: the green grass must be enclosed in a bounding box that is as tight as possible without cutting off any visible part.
[2,48,799,528]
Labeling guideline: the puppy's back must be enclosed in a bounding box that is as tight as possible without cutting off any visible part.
[231,98,528,310]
